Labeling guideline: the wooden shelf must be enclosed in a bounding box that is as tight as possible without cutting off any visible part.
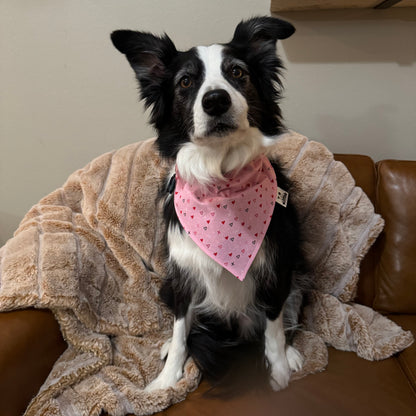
[271,0,416,12]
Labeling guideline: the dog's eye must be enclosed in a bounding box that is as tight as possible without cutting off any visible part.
[180,76,193,89]
[231,66,244,79]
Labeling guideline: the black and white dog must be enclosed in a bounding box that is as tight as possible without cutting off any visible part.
[111,16,306,393]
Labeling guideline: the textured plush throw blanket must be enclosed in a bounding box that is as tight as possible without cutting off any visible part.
[0,131,413,416]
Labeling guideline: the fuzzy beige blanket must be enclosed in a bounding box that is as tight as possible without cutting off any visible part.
[0,131,413,416]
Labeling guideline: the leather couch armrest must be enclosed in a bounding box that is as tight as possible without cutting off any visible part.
[373,160,416,313]
[333,153,378,307]
[0,309,67,416]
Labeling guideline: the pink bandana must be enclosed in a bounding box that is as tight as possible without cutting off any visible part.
[174,155,277,281]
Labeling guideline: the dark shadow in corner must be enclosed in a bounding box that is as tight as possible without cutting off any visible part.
[272,8,416,65]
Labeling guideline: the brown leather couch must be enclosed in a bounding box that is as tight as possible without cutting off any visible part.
[1,154,415,416]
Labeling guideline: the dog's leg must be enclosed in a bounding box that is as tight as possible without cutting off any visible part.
[265,310,303,391]
[146,309,192,391]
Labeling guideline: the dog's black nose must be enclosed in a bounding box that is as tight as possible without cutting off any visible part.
[202,89,231,116]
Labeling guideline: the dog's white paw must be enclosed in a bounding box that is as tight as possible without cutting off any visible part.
[286,345,303,372]
[269,357,291,391]
[269,346,303,391]
[145,366,183,392]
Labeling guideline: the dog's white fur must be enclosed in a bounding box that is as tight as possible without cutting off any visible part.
[168,223,258,316]
[192,45,250,143]
[146,44,302,392]
[176,127,264,185]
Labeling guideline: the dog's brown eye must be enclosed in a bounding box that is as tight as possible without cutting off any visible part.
[180,76,192,89]
[231,66,244,79]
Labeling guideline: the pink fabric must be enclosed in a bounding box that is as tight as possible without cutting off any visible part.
[174,155,277,281]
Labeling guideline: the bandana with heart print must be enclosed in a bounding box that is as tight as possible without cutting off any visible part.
[174,154,278,281]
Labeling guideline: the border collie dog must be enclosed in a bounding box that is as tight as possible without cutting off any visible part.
[111,16,306,394]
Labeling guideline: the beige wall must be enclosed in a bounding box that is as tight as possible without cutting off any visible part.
[1,1,415,245]
[281,8,416,160]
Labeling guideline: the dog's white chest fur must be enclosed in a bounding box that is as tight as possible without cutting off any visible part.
[168,223,260,317]
[168,127,268,319]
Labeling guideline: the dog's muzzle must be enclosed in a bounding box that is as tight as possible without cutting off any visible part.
[201,89,237,137]
[202,89,231,116]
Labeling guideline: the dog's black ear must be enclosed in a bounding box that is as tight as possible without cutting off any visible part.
[111,30,177,77]
[231,16,295,48]
[228,17,294,136]
[111,30,177,124]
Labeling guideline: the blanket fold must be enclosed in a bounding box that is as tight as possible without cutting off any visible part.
[0,131,413,416]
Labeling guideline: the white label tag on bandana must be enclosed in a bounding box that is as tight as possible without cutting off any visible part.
[276,187,289,207]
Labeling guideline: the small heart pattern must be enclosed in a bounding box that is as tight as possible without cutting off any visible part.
[174,155,277,281]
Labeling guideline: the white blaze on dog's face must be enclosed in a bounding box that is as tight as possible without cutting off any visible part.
[173,43,268,182]
[191,44,250,143]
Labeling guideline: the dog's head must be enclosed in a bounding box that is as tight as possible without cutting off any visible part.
[111,17,294,158]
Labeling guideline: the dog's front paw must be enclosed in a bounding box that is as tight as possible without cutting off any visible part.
[269,346,303,391]
[286,345,303,372]
[270,357,291,391]
[145,367,183,392]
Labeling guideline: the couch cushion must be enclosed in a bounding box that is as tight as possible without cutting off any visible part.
[334,154,377,205]
[374,160,416,313]
[155,347,416,416]
[390,315,416,393]
[334,154,378,307]
[0,309,67,416]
